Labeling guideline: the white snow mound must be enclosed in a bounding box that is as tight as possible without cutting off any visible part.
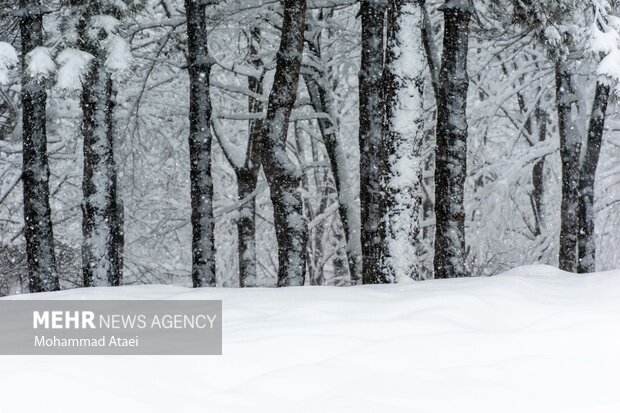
[2,267,620,413]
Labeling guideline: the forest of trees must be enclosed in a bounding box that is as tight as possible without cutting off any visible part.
[1,0,620,294]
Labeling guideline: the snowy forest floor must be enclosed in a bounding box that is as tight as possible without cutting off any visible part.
[2,265,620,412]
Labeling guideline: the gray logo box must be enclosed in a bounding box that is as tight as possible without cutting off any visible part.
[0,300,222,355]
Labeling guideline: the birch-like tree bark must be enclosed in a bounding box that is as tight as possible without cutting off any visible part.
[260,0,308,286]
[433,1,472,279]
[577,82,610,273]
[19,0,59,292]
[359,0,386,284]
[185,0,216,287]
[381,0,426,281]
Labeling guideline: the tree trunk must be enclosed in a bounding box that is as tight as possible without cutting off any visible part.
[236,27,263,287]
[115,193,124,278]
[577,82,610,273]
[260,0,308,287]
[531,105,547,236]
[433,1,472,279]
[359,0,386,284]
[516,84,547,237]
[19,0,59,292]
[236,168,259,286]
[185,0,216,287]
[302,18,361,283]
[81,60,122,287]
[381,0,426,281]
[556,60,581,272]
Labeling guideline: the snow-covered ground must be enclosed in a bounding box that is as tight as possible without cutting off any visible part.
[2,265,620,412]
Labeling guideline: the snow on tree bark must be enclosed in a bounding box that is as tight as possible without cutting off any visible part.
[380,0,426,282]
[81,59,122,287]
[236,28,262,287]
[302,14,362,284]
[185,0,216,287]
[19,0,59,292]
[433,1,472,279]
[72,1,125,287]
[556,60,581,273]
[64,0,143,287]
[577,82,610,273]
[359,0,387,284]
[260,0,308,287]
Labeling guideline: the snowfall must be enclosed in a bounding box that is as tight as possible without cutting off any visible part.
[1,265,620,412]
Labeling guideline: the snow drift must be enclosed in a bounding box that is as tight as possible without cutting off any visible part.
[2,265,620,412]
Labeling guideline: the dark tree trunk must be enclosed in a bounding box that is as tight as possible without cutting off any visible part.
[516,82,547,237]
[81,60,122,287]
[260,0,308,287]
[433,2,472,279]
[531,105,547,236]
[74,2,123,287]
[302,16,361,283]
[236,27,263,287]
[359,0,386,284]
[577,82,610,273]
[555,61,581,272]
[19,0,59,292]
[236,166,259,287]
[115,193,124,278]
[185,0,216,287]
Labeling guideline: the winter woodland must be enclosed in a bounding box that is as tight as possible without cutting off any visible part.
[2,0,620,294]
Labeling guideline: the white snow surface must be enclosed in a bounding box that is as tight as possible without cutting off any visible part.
[2,265,620,412]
